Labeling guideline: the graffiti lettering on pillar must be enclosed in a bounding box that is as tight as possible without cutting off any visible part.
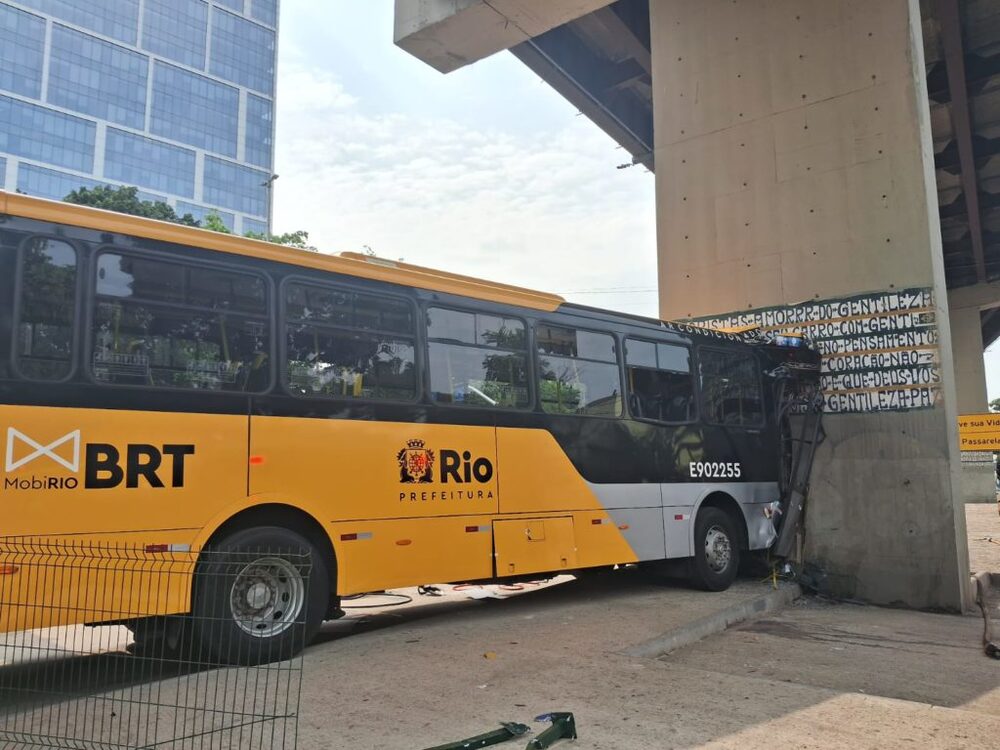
[691,288,941,414]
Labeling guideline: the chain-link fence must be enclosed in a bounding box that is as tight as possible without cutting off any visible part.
[0,539,308,749]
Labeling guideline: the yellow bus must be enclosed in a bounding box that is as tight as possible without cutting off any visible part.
[0,192,820,663]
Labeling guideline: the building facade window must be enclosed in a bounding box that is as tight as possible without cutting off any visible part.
[243,218,268,235]
[0,1,277,233]
[209,8,275,95]
[245,93,273,169]
[0,3,45,99]
[141,0,208,70]
[204,157,268,217]
[251,0,277,27]
[17,163,103,200]
[175,201,235,231]
[0,94,96,172]
[104,129,196,198]
[151,61,239,158]
[48,25,148,130]
[15,0,140,44]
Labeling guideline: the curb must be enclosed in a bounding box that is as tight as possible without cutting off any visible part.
[623,583,802,659]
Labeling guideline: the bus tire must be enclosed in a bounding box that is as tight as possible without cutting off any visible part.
[688,507,741,591]
[190,526,329,666]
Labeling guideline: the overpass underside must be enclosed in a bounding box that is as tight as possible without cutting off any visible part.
[394,0,1000,609]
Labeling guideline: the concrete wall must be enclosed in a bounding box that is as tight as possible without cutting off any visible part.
[394,0,615,72]
[650,0,970,609]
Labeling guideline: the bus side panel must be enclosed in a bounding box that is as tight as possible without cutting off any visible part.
[249,416,499,519]
[0,405,247,536]
[329,515,495,595]
[0,404,248,631]
[495,428,643,566]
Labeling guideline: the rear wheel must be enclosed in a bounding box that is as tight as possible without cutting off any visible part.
[688,507,741,591]
[189,526,329,666]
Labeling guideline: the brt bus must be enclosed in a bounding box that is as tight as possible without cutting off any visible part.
[0,192,820,664]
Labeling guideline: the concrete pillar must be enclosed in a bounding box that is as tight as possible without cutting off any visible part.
[949,304,995,503]
[950,306,988,414]
[651,0,970,608]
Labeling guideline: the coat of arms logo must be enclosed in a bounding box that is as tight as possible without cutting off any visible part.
[397,439,434,483]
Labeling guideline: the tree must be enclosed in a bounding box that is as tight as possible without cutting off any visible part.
[990,397,1000,413]
[201,212,232,234]
[245,229,317,251]
[64,186,199,227]
[63,184,316,250]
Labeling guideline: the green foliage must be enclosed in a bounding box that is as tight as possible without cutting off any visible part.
[202,212,232,234]
[539,377,582,414]
[245,229,316,250]
[63,186,199,227]
[62,184,317,250]
[990,397,1000,413]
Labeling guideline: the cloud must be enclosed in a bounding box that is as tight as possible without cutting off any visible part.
[273,57,659,317]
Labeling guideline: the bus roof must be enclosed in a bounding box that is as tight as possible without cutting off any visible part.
[0,191,744,342]
[0,191,565,312]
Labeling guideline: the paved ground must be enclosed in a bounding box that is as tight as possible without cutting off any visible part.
[293,571,1000,749]
[967,502,1000,574]
[3,504,998,748]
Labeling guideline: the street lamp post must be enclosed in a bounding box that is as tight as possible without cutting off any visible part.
[262,173,279,235]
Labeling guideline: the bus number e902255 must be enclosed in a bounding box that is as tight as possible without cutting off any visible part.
[689,461,742,479]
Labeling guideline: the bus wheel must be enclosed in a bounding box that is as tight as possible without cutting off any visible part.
[190,526,329,666]
[689,507,741,591]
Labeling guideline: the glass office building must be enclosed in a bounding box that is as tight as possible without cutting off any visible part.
[0,0,277,234]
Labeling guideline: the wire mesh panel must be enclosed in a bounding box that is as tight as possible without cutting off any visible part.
[0,540,308,749]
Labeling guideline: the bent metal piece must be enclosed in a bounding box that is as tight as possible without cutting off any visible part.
[423,722,531,750]
[526,713,577,749]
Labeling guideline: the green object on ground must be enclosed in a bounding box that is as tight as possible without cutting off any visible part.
[526,713,577,749]
[423,721,531,750]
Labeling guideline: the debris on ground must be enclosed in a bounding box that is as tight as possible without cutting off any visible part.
[423,721,530,749]
[527,713,577,749]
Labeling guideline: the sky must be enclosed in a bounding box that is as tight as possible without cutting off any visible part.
[270,1,658,320]
[270,2,1000,401]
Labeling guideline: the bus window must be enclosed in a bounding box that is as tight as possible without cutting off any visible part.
[625,339,695,423]
[284,283,416,401]
[536,324,621,417]
[16,238,77,381]
[699,348,763,427]
[427,307,529,408]
[91,252,270,391]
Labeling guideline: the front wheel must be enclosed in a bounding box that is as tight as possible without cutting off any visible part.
[189,526,329,666]
[688,507,741,591]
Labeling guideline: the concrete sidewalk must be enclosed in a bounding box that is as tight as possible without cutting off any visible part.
[967,503,1000,574]
[296,571,1000,749]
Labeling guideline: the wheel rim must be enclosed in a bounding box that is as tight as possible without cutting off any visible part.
[704,525,732,573]
[229,556,305,638]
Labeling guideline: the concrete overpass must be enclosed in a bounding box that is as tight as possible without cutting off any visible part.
[394,0,1000,610]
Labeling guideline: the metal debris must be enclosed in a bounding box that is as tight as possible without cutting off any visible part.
[526,713,577,749]
[423,721,531,750]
